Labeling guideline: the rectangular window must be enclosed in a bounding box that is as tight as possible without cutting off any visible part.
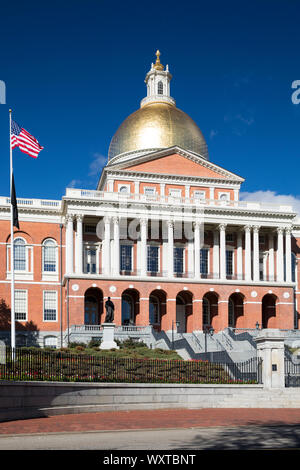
[43,291,57,321]
[169,188,182,197]
[144,187,156,195]
[84,224,96,234]
[174,247,184,274]
[200,248,208,275]
[15,290,27,321]
[147,245,159,273]
[226,250,233,276]
[193,191,206,199]
[14,241,26,271]
[43,242,56,272]
[85,248,96,273]
[120,245,132,271]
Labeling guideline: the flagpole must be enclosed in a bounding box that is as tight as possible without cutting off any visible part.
[9,109,15,354]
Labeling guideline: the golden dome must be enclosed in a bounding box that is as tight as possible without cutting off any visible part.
[108,102,208,161]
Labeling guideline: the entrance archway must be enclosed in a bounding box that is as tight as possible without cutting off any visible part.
[121,289,139,325]
[262,294,277,328]
[176,291,193,333]
[202,292,218,330]
[228,293,244,328]
[149,289,166,331]
[84,288,103,325]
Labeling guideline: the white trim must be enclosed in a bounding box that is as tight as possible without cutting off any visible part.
[42,238,58,281]
[147,243,161,274]
[15,289,28,322]
[144,186,157,195]
[43,290,58,322]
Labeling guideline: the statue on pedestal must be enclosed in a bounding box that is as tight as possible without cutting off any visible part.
[104,296,114,323]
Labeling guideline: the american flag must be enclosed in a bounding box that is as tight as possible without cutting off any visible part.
[11,120,43,158]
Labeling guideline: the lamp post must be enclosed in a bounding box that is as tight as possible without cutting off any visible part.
[172,320,180,350]
[204,325,214,354]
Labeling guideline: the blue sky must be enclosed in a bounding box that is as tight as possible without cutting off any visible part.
[0,0,300,210]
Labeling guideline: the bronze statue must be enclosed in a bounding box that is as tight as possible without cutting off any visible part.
[104,296,114,323]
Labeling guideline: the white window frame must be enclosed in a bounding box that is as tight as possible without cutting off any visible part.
[226,246,235,277]
[42,238,58,281]
[200,246,210,276]
[169,188,182,198]
[144,186,156,195]
[147,243,160,273]
[44,336,58,348]
[173,244,185,275]
[193,190,206,200]
[43,290,58,322]
[7,237,33,281]
[120,242,133,272]
[15,289,28,322]
[84,243,100,274]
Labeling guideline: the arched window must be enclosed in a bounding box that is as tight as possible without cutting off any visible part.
[44,336,57,349]
[43,239,57,272]
[157,81,163,95]
[14,238,26,271]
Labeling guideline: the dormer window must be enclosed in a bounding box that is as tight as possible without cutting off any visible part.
[157,81,163,95]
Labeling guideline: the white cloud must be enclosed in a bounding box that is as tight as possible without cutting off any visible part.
[67,179,82,188]
[89,153,108,177]
[240,190,300,216]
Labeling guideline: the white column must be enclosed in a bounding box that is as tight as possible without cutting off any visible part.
[253,225,260,282]
[103,216,111,275]
[65,214,74,274]
[237,229,243,280]
[213,230,219,279]
[75,215,83,274]
[245,225,252,282]
[113,217,120,275]
[219,223,226,280]
[140,218,148,277]
[167,220,174,278]
[268,232,275,282]
[276,227,284,282]
[194,221,200,278]
[285,226,292,283]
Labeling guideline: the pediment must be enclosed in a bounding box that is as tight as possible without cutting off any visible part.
[106,147,244,182]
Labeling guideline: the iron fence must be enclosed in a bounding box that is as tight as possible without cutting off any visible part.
[0,348,262,385]
[285,356,300,387]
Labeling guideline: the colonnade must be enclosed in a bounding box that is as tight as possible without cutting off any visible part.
[65,214,293,283]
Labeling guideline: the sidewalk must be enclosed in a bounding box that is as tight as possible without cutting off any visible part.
[1,408,300,436]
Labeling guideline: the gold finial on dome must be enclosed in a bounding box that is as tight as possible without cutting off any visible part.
[154,50,164,70]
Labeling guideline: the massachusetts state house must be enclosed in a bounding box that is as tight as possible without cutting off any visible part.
[0,51,299,348]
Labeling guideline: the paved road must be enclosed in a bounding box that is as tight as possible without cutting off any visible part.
[1,408,300,451]
[1,425,300,450]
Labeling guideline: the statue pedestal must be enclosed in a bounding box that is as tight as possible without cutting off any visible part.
[100,323,119,350]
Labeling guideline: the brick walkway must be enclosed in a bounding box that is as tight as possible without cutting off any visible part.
[1,408,300,435]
